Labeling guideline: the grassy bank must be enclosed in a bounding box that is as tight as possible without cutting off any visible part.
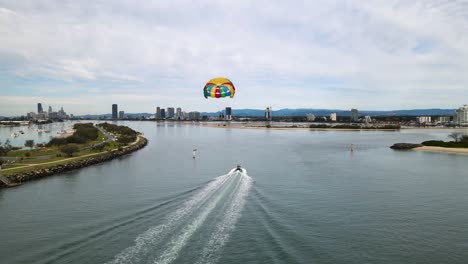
[0,123,139,175]
[1,136,141,175]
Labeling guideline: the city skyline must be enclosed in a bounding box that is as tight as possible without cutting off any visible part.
[2,1,468,115]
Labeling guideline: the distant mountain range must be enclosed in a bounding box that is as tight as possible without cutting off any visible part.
[76,108,456,118]
[78,113,152,119]
[214,108,457,117]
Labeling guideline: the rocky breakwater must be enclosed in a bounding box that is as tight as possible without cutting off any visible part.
[390,143,423,150]
[2,136,148,187]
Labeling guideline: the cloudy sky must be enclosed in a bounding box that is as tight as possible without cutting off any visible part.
[1,0,468,115]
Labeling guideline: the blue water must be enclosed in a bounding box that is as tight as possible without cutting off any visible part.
[1,122,467,264]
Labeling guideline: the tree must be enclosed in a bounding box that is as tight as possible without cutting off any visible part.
[4,139,11,148]
[93,143,106,152]
[25,140,35,149]
[60,144,80,157]
[448,132,462,142]
[461,134,468,143]
[0,140,12,156]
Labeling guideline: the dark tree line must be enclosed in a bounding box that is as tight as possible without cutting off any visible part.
[47,123,99,147]
[97,123,138,144]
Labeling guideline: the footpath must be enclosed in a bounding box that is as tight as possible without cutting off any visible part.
[0,135,147,188]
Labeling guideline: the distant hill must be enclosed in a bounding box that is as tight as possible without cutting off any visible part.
[76,108,456,118]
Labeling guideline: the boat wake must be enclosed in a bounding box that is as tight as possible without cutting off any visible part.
[107,169,252,264]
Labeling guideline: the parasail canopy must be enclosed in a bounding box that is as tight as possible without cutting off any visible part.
[203,77,235,99]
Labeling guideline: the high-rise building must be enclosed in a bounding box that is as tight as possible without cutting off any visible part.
[27,112,36,119]
[167,107,175,118]
[455,105,468,125]
[351,108,359,122]
[330,113,337,122]
[176,107,182,119]
[160,109,166,119]
[119,111,125,119]
[225,107,232,121]
[265,107,272,120]
[37,103,43,114]
[112,104,118,119]
[48,106,52,114]
[156,107,161,119]
[188,111,200,120]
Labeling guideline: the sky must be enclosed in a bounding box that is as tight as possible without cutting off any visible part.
[1,0,468,116]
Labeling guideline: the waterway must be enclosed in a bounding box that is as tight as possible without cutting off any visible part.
[1,122,467,263]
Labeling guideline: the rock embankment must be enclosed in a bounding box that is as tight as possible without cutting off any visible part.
[1,136,148,187]
[390,143,423,150]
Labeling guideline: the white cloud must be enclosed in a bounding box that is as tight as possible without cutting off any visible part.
[1,0,468,115]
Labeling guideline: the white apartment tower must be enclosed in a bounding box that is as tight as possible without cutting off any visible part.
[455,105,468,125]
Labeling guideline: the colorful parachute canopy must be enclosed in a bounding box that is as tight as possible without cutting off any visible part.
[203,77,235,99]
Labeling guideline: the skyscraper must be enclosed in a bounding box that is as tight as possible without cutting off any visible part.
[265,107,272,120]
[351,108,359,122]
[225,107,232,121]
[119,111,125,119]
[37,103,43,114]
[167,107,175,118]
[176,107,182,119]
[455,105,468,125]
[160,109,166,119]
[112,104,118,119]
[48,106,52,114]
[156,107,161,119]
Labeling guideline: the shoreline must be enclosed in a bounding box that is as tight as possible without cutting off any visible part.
[196,122,468,131]
[198,123,400,131]
[413,146,468,155]
[0,135,148,188]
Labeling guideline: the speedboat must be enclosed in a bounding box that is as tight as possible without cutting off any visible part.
[230,164,247,174]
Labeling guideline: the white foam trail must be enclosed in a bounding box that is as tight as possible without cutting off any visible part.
[195,173,253,264]
[107,173,233,264]
[153,173,240,264]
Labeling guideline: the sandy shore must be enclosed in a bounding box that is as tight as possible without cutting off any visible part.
[414,146,468,155]
[57,131,75,138]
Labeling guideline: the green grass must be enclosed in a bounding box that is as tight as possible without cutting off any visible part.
[1,136,139,176]
[1,155,101,175]
[7,147,60,157]
[0,125,143,177]
[2,164,27,169]
[6,130,108,158]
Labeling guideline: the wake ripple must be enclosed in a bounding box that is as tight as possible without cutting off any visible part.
[107,170,252,264]
[196,172,253,264]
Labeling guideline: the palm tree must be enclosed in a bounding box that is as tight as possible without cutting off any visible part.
[448,132,462,142]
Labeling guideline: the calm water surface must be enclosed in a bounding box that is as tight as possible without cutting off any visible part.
[0,121,76,148]
[1,122,467,264]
